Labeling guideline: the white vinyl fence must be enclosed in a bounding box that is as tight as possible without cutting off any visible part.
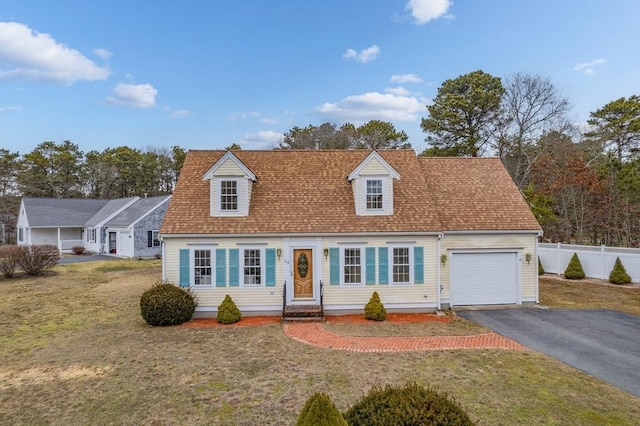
[539,243,640,283]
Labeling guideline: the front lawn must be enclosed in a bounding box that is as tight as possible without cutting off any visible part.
[0,262,638,425]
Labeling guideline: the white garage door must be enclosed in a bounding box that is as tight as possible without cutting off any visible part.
[451,252,519,305]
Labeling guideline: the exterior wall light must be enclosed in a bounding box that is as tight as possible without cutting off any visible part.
[525,253,532,264]
[324,248,329,259]
[276,248,282,260]
[440,254,447,265]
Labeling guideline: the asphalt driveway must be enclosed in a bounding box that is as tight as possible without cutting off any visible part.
[457,308,640,397]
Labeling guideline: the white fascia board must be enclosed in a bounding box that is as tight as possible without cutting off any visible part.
[347,150,400,181]
[129,196,171,228]
[202,151,257,181]
[443,230,542,235]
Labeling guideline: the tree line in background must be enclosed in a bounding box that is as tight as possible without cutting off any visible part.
[1,71,638,247]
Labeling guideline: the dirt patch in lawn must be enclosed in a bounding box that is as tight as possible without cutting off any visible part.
[0,365,111,390]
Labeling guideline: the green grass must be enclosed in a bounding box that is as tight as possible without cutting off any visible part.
[0,261,638,425]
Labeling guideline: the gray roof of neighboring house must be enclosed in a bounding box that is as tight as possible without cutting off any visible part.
[22,198,110,227]
[105,196,171,227]
[84,197,137,226]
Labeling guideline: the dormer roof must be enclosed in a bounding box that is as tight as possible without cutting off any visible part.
[347,150,400,181]
[202,150,257,181]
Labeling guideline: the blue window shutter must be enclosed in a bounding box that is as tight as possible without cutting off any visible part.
[265,248,276,287]
[216,249,226,287]
[229,249,239,287]
[179,249,190,287]
[414,246,424,284]
[378,247,389,285]
[365,247,376,285]
[329,247,340,285]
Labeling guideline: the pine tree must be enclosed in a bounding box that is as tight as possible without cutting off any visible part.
[564,253,585,279]
[609,257,632,285]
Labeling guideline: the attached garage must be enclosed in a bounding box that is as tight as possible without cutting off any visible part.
[450,251,520,306]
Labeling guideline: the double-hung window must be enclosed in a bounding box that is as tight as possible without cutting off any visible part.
[392,247,411,284]
[193,249,213,286]
[87,228,97,243]
[243,248,262,286]
[343,248,363,285]
[366,179,383,210]
[220,180,238,211]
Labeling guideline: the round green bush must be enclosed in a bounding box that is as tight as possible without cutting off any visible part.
[296,392,347,426]
[140,282,197,326]
[343,382,475,426]
[364,291,386,321]
[217,294,241,324]
[564,253,585,279]
[609,257,632,285]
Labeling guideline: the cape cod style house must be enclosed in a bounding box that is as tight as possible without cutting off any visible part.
[17,195,171,258]
[160,149,541,316]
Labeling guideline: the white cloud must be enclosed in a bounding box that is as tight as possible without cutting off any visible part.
[259,117,278,125]
[104,83,157,108]
[0,105,23,113]
[92,48,112,60]
[390,73,423,84]
[385,86,411,96]
[342,45,380,63]
[0,21,110,85]
[316,92,423,122]
[406,0,453,25]
[171,109,191,118]
[573,58,606,76]
[236,130,283,150]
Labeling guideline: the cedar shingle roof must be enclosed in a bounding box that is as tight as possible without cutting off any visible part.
[419,157,541,231]
[160,150,541,235]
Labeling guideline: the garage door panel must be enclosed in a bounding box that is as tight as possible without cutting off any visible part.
[451,252,518,305]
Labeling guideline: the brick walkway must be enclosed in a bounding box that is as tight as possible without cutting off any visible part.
[283,323,526,352]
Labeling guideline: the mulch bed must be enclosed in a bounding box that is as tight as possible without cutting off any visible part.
[180,313,449,328]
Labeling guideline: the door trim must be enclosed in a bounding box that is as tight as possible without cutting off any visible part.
[284,238,322,305]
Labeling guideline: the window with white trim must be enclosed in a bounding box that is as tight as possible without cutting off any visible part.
[366,179,383,210]
[152,230,160,247]
[220,180,238,211]
[87,228,97,243]
[18,227,24,243]
[243,248,262,286]
[193,249,213,286]
[343,248,363,285]
[392,247,411,284]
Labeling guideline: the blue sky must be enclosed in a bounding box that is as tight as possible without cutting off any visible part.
[1,0,639,155]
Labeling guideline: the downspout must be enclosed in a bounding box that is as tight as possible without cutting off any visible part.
[161,236,166,282]
[536,229,543,303]
[436,232,443,310]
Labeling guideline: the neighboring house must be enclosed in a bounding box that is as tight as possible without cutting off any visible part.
[160,150,542,316]
[17,195,171,258]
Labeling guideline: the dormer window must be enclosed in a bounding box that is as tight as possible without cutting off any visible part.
[366,179,383,210]
[203,151,257,217]
[348,151,400,216]
[220,180,238,211]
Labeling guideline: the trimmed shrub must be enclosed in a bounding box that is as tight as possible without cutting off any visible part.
[0,245,21,278]
[72,246,86,255]
[364,291,386,321]
[296,392,348,426]
[16,244,59,276]
[140,282,197,326]
[609,257,632,285]
[538,257,545,275]
[217,294,241,324]
[564,253,585,279]
[344,382,474,426]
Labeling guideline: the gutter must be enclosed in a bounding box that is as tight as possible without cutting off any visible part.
[436,232,443,310]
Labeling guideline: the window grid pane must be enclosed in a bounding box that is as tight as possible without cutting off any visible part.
[221,180,238,211]
[393,247,410,283]
[366,180,383,210]
[244,249,261,285]
[344,248,361,284]
[194,250,212,285]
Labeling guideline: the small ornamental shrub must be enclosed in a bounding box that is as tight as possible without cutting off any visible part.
[343,382,475,426]
[538,257,545,275]
[609,257,632,285]
[364,291,386,321]
[564,253,585,280]
[217,294,241,324]
[0,245,21,278]
[72,246,86,255]
[296,392,348,426]
[140,282,197,326]
[16,244,59,276]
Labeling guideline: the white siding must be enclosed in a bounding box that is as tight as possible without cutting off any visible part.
[359,157,389,175]
[212,158,245,176]
[439,233,538,305]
